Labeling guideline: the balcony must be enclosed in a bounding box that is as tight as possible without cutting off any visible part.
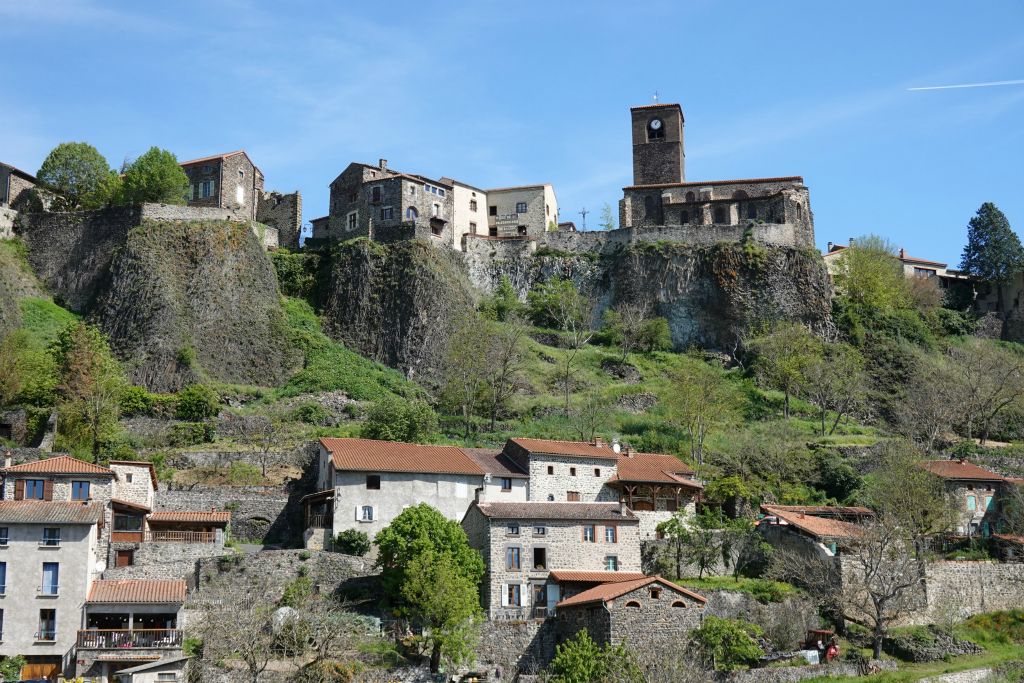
[306,514,333,529]
[111,531,217,544]
[77,629,183,649]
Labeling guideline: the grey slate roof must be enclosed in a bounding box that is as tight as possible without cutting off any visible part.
[474,501,638,522]
[0,501,104,524]
[461,448,529,479]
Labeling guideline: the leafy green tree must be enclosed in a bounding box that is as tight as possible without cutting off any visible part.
[689,616,765,671]
[440,314,491,439]
[36,142,115,210]
[361,395,437,442]
[332,529,371,556]
[639,316,673,352]
[801,342,867,436]
[833,235,911,313]
[598,202,616,231]
[959,203,1024,312]
[656,512,722,579]
[479,275,522,322]
[0,654,26,682]
[601,302,666,361]
[747,322,820,419]
[175,384,220,421]
[401,549,484,673]
[547,630,643,683]
[668,357,741,475]
[121,146,190,204]
[373,503,485,601]
[51,322,125,461]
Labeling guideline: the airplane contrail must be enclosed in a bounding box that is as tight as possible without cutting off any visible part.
[908,79,1024,91]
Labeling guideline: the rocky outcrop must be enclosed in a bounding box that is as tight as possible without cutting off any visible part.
[319,238,476,380]
[94,220,300,391]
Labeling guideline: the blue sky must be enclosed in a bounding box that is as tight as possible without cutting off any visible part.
[2,0,1022,264]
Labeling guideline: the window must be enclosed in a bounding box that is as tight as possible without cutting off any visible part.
[380,207,394,220]
[582,525,596,542]
[567,491,581,502]
[507,523,520,536]
[533,547,547,570]
[547,466,554,475]
[605,526,617,543]
[115,550,134,567]
[406,207,418,219]
[469,221,477,234]
[650,588,662,599]
[371,186,381,203]
[114,514,143,532]
[985,495,994,511]
[501,477,513,492]
[201,181,214,198]
[505,546,521,570]
[967,495,977,511]
[570,467,577,477]
[489,225,498,237]
[469,200,478,212]
[625,600,641,608]
[604,556,619,571]
[360,505,374,522]
[489,205,498,216]
[594,468,601,477]
[516,202,528,214]
[648,118,665,140]
[517,225,527,235]
[41,528,60,546]
[125,473,133,483]
[533,525,546,537]
[348,191,357,202]
[672,600,686,608]
[432,203,440,217]
[239,169,245,179]
[409,185,416,196]
[24,479,46,500]
[0,527,8,546]
[41,562,59,595]
[157,674,178,682]
[0,562,5,594]
[713,207,726,224]
[685,191,695,202]
[366,475,381,490]
[38,609,56,640]
[71,481,90,501]
[506,584,522,607]
[348,211,358,231]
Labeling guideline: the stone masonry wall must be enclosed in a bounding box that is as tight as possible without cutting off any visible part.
[606,584,704,656]
[0,207,16,238]
[476,619,559,678]
[527,454,619,503]
[540,221,806,253]
[156,483,297,543]
[905,561,1024,625]
[103,536,226,585]
[257,190,302,250]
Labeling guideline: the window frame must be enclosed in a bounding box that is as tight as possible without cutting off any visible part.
[507,583,522,607]
[582,525,596,542]
[605,526,617,543]
[505,546,522,571]
[515,202,528,214]
[0,527,8,546]
[71,480,91,501]
[500,477,513,492]
[37,608,56,641]
[604,555,619,571]
[25,479,46,500]
[41,527,61,547]
[506,523,520,536]
[360,505,374,522]
[41,561,59,596]
[366,475,381,490]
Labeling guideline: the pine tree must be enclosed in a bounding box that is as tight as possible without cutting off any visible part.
[960,202,1023,311]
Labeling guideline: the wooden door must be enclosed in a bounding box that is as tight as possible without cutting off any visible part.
[21,658,61,680]
[115,550,134,567]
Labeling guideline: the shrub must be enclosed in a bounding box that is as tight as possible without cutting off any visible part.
[175,384,219,421]
[291,402,330,425]
[334,529,371,556]
[639,317,673,352]
[279,575,313,608]
[547,630,643,683]
[168,422,214,447]
[226,461,262,485]
[119,385,153,417]
[689,616,765,671]
[0,654,27,682]
[361,396,437,442]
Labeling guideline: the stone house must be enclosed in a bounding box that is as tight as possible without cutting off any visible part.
[607,450,702,539]
[305,438,528,547]
[442,178,487,249]
[919,459,1007,537]
[0,162,37,210]
[485,184,559,238]
[555,575,705,656]
[179,150,264,221]
[461,500,641,619]
[759,504,872,560]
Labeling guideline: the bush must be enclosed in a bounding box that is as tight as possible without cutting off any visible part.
[226,461,262,485]
[279,575,313,608]
[167,422,215,447]
[291,402,331,425]
[334,529,371,556]
[0,654,26,682]
[175,384,219,421]
[119,385,153,417]
[361,396,437,442]
[689,616,765,671]
[547,630,642,683]
[639,317,673,352]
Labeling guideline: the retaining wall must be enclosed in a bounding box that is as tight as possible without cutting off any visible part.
[156,483,297,543]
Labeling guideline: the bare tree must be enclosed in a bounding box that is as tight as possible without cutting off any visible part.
[482,315,526,432]
[668,358,740,478]
[746,322,819,419]
[440,314,492,439]
[569,392,611,442]
[801,342,867,436]
[947,339,1024,444]
[228,415,280,477]
[896,351,962,452]
[605,302,651,362]
[543,284,595,415]
[198,583,278,683]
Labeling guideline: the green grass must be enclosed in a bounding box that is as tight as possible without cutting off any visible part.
[18,297,78,349]
[676,576,799,603]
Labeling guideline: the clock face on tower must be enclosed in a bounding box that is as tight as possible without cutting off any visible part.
[649,118,662,130]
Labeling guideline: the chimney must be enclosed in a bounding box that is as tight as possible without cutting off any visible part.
[827,241,834,253]
[624,446,633,457]
[378,159,388,172]
[3,450,11,469]
[612,440,621,454]
[594,437,605,448]
[619,501,628,516]
[474,487,484,503]
[899,247,906,259]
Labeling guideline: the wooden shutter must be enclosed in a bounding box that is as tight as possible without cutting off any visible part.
[501,584,510,607]
[43,480,54,501]
[14,480,24,500]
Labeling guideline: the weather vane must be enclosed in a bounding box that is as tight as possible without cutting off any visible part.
[653,90,659,104]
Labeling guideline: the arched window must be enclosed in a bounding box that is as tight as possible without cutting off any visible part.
[685,191,695,203]
[680,210,689,224]
[671,600,687,608]
[795,203,803,220]
[625,600,641,608]
[732,190,749,200]
[406,207,418,219]
[644,196,656,219]
[713,207,726,224]
[746,205,757,220]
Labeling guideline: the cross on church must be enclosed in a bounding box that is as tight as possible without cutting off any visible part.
[653,90,659,104]
[578,207,589,231]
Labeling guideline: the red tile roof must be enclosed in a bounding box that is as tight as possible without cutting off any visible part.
[320,438,485,476]
[87,579,187,604]
[920,460,1005,482]
[148,510,231,525]
[473,501,637,522]
[548,570,647,583]
[0,501,104,524]
[993,534,1024,545]
[623,176,804,190]
[556,575,706,608]
[761,504,873,518]
[762,506,865,540]
[613,452,701,488]
[108,461,159,491]
[509,438,620,461]
[2,454,113,476]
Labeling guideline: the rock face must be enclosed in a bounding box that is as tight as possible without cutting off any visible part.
[318,239,476,379]
[0,238,46,337]
[94,220,299,391]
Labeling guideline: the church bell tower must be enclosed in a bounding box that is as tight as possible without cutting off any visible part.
[631,103,685,185]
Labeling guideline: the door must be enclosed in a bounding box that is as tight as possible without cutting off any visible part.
[115,550,134,567]
[21,658,61,680]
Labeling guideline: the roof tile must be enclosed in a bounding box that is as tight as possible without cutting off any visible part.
[548,570,647,583]
[510,438,620,461]
[320,438,485,476]
[0,501,103,525]
[87,579,187,604]
[474,501,637,522]
[920,460,1005,482]
[613,452,700,487]
[556,575,706,608]
[762,506,865,539]
[149,510,231,525]
[2,454,113,476]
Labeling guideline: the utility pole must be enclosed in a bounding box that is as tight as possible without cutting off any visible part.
[578,207,589,231]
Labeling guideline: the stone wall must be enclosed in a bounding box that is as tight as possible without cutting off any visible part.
[257,190,302,250]
[702,590,819,651]
[526,453,619,503]
[539,221,807,253]
[476,619,558,678]
[718,660,897,683]
[102,536,226,585]
[0,207,16,238]
[905,560,1024,625]
[156,482,299,544]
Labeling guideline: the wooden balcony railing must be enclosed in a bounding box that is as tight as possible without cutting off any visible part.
[111,530,216,544]
[77,628,182,649]
[306,515,333,529]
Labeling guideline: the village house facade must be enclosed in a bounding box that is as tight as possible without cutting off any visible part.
[920,459,1009,537]
[484,184,559,238]
[180,150,265,221]
[0,162,37,210]
[758,504,873,561]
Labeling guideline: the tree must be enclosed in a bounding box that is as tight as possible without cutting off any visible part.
[720,517,773,581]
[51,322,124,461]
[333,529,371,556]
[896,350,962,451]
[527,278,595,414]
[832,235,911,313]
[656,513,721,579]
[960,203,1024,312]
[479,275,523,322]
[198,583,278,683]
[373,504,485,601]
[176,384,220,421]
[602,302,652,361]
[946,339,1024,444]
[569,392,611,442]
[36,142,114,210]
[440,314,491,439]
[121,146,190,204]
[361,396,437,442]
[688,616,765,671]
[598,203,617,231]
[747,322,819,419]
[668,358,740,476]
[401,549,484,673]
[547,630,643,683]
[801,342,867,436]
[225,415,279,476]
[481,315,526,431]
[0,655,26,682]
